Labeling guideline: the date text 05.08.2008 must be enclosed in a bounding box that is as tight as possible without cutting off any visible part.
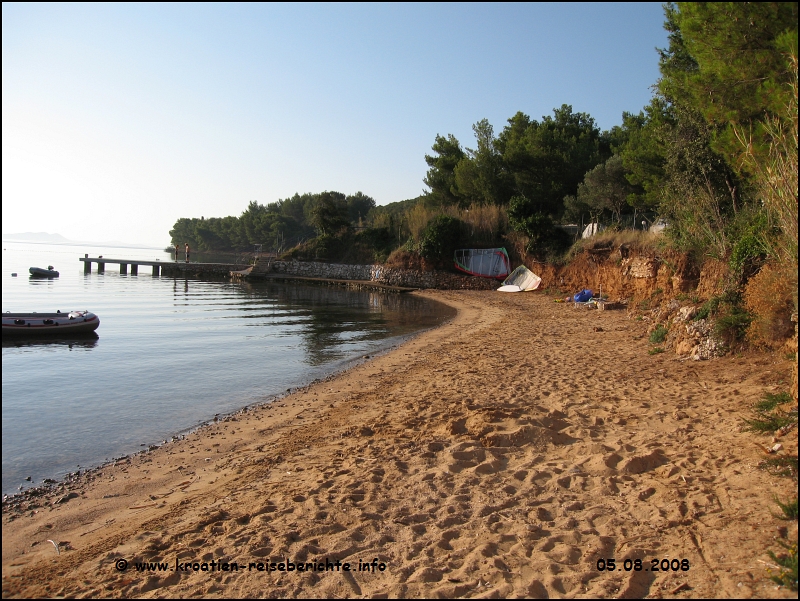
[597,558,690,572]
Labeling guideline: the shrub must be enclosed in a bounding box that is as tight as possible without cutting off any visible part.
[448,203,508,246]
[734,55,797,301]
[743,390,798,434]
[418,215,464,263]
[353,227,396,263]
[767,539,798,591]
[729,220,768,279]
[695,290,742,322]
[714,305,752,346]
[281,227,397,264]
[695,291,736,320]
[774,497,799,520]
[649,325,668,344]
[385,248,428,270]
[760,456,799,479]
[755,391,793,413]
[508,195,571,259]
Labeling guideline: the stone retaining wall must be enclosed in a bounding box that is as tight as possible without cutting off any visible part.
[161,263,241,278]
[272,260,372,281]
[271,260,497,290]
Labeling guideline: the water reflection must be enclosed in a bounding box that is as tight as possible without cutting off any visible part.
[173,278,190,295]
[168,278,456,366]
[238,282,454,366]
[2,333,99,350]
[27,277,59,286]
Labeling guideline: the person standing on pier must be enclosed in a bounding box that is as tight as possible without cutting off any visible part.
[175,243,180,262]
[185,243,190,263]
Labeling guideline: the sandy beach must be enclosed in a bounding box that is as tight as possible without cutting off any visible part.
[2,290,797,599]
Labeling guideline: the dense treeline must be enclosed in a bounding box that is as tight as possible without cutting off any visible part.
[171,2,797,304]
[169,191,376,253]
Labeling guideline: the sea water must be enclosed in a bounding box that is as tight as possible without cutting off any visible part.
[1,242,454,495]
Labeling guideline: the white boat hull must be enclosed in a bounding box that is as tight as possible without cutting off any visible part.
[498,265,542,292]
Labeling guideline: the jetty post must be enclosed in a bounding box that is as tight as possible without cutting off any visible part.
[79,256,240,277]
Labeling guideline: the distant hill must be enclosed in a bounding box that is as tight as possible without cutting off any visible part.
[2,232,164,250]
[2,232,73,243]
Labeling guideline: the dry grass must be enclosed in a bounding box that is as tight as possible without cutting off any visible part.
[384,248,433,271]
[589,229,663,249]
[734,53,798,310]
[744,262,797,347]
[445,204,508,245]
[404,203,509,246]
[563,230,664,261]
[406,203,433,242]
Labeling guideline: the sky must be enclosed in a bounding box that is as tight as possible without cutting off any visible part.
[2,3,669,246]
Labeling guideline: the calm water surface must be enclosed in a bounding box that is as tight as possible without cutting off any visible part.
[1,242,454,495]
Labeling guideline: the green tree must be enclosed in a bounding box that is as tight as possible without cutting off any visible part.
[496,105,604,218]
[658,104,746,258]
[309,191,349,236]
[345,192,376,225]
[219,214,247,249]
[423,134,465,206]
[659,2,798,166]
[195,223,227,250]
[616,99,673,209]
[169,217,199,248]
[575,155,637,224]
[240,201,268,246]
[453,119,512,206]
[270,193,318,228]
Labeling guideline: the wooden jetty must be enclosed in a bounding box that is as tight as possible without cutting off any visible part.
[79,256,240,276]
[79,255,415,292]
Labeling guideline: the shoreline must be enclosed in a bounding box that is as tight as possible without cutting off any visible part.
[1,300,456,500]
[2,290,797,598]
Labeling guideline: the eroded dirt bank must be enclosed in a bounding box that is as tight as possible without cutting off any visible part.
[2,291,796,598]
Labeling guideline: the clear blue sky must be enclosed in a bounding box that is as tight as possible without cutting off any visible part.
[2,3,668,246]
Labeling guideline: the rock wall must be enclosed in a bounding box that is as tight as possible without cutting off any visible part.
[272,260,372,281]
[160,263,240,278]
[271,260,497,290]
[537,248,707,301]
[370,265,497,290]
[532,248,733,362]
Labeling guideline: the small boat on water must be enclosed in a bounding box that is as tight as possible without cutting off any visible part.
[2,311,100,336]
[29,266,59,278]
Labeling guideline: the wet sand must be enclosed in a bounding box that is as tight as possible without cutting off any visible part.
[2,290,797,598]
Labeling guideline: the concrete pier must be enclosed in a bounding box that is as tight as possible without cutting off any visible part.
[79,257,240,277]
